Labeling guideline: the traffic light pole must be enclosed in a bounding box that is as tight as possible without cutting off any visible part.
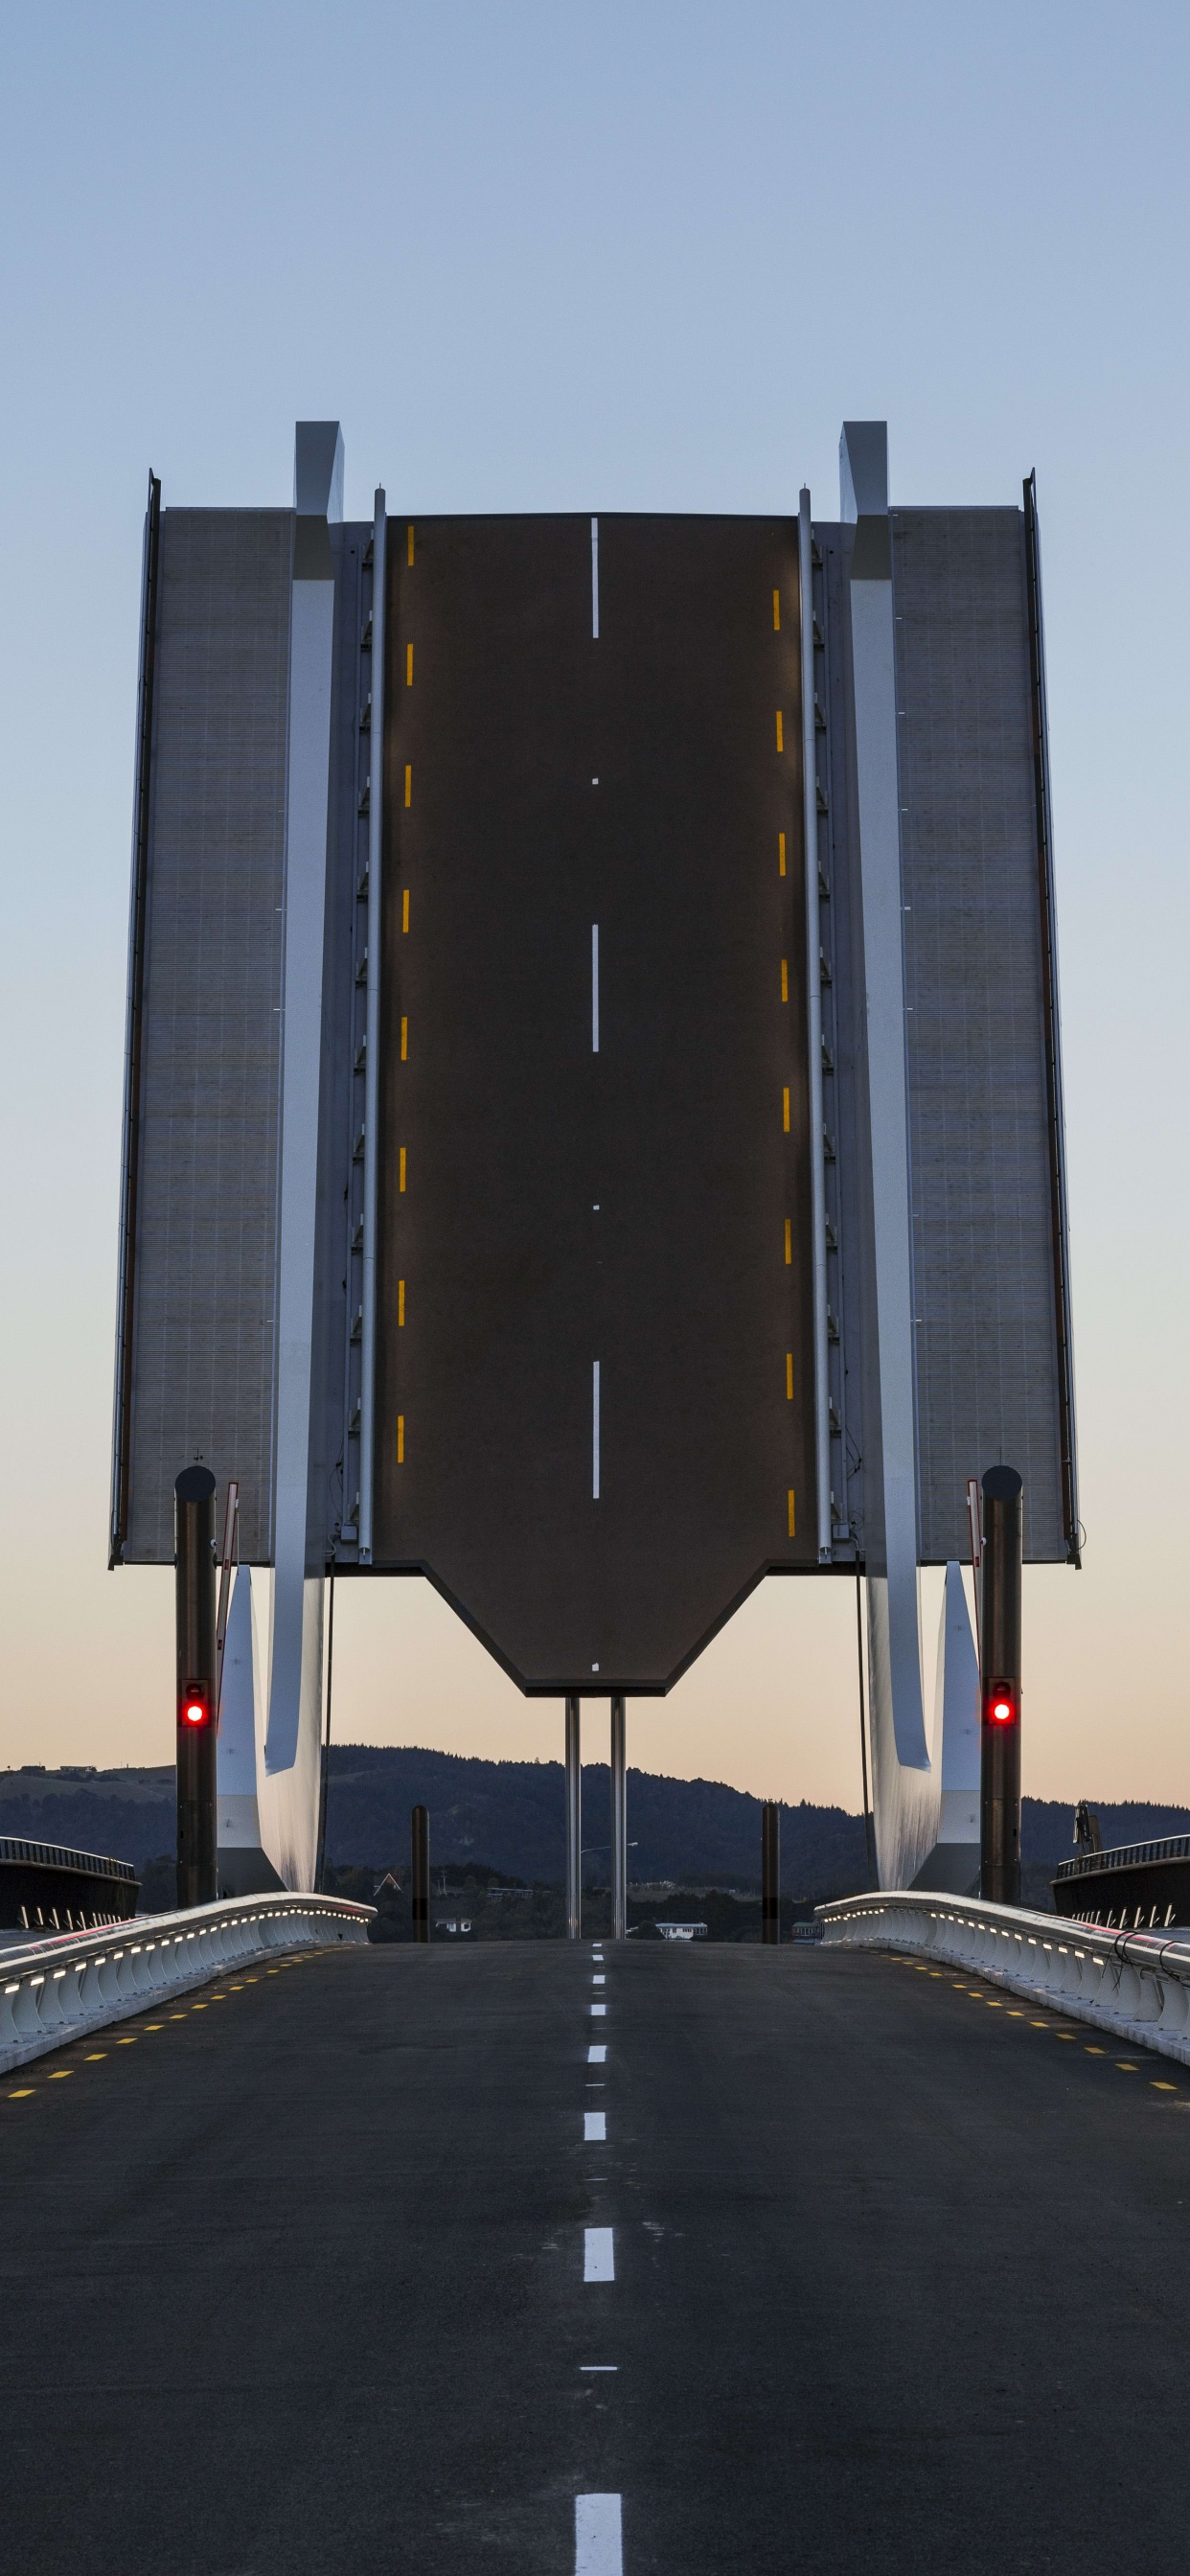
[762,1802,781,1944]
[565,1696,582,1942]
[174,1464,218,1908]
[979,1464,1023,1906]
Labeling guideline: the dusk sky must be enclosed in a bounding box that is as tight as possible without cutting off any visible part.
[0,0,1186,1807]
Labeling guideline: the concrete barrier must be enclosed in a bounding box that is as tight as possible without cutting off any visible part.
[817,1890,1190,2069]
[0,1892,374,2076]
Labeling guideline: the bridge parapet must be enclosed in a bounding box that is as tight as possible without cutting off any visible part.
[818,1891,1190,2070]
[0,1892,373,2077]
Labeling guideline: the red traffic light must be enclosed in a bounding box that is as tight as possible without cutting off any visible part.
[180,1685,211,1728]
[985,1682,1019,1727]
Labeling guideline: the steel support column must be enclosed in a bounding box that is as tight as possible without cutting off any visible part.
[175,1464,217,1908]
[762,1802,781,1944]
[979,1465,1023,1905]
[565,1696,582,1942]
[411,1804,429,1942]
[610,1696,627,1942]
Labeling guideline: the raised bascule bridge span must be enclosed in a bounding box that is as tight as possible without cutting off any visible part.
[6,419,1160,2572]
[110,416,1075,1914]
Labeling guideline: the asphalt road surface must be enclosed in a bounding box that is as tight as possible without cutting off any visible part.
[4,1938,1190,2574]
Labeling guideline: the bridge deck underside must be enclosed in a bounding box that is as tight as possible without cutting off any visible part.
[2,1944,1186,2571]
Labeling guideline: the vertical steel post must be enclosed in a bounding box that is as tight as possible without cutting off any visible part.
[358,484,386,1563]
[979,1465,1023,1906]
[610,1696,627,1942]
[565,1696,582,1942]
[411,1805,429,1942]
[798,487,832,1560]
[761,1802,781,1944]
[174,1465,217,1909]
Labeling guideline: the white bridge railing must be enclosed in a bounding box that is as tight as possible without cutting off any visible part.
[0,1892,374,2076]
[817,1890,1190,2070]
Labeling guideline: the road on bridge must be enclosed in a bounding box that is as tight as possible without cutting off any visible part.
[4,1939,1190,2573]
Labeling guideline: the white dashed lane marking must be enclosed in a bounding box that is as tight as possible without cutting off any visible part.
[584,2111,606,2142]
[576,2493,623,2575]
[584,2227,615,2283]
[590,2003,606,2018]
[588,2044,606,2063]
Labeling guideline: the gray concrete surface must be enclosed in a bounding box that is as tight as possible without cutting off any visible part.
[3,1941,1190,2572]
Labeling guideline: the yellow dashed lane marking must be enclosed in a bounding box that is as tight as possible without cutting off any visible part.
[407,524,415,564]
[9,2088,34,2098]
[406,642,414,684]
[48,2070,73,2081]
[784,1219,791,1265]
[404,764,412,807]
[782,1088,790,1133]
[787,1489,796,1538]
[772,589,781,631]
[402,887,410,933]
[781,958,789,1002]
[778,831,786,877]
[398,1278,405,1325]
[400,1016,408,1060]
[786,1353,793,1400]
[397,1414,405,1462]
[399,1147,407,1192]
[775,711,784,752]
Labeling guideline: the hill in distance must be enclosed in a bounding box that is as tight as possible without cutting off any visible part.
[1,1750,1186,1914]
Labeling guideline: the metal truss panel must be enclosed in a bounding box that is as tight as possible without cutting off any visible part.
[893,507,1066,1563]
[121,508,291,1563]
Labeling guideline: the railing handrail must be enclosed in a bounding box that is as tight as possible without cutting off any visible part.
[1054,1832,1190,1880]
[0,1834,139,1880]
[817,1886,1190,1979]
[0,1890,376,2078]
[0,1889,374,1982]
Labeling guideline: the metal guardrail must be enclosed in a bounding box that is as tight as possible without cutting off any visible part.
[816,1889,1190,2070]
[1055,1832,1190,1881]
[0,1891,374,2076]
[0,1835,137,1882]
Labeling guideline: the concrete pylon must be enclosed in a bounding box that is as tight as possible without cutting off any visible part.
[217,1569,284,1898]
[910,1564,981,1896]
[262,419,341,1891]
